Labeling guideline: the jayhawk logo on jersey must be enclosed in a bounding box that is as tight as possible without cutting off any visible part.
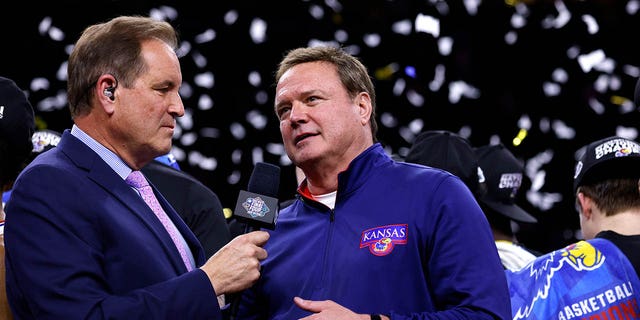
[562,241,603,270]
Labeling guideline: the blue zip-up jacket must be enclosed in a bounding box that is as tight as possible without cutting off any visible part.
[237,143,511,319]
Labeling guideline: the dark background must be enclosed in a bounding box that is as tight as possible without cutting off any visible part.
[3,0,640,254]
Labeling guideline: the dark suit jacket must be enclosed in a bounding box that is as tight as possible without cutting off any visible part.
[142,160,231,258]
[4,130,222,319]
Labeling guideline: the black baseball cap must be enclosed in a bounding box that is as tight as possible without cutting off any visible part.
[475,144,537,224]
[405,130,486,197]
[0,76,35,157]
[573,136,640,192]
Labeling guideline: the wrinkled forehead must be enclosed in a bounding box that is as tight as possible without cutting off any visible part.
[276,62,339,96]
[280,60,337,81]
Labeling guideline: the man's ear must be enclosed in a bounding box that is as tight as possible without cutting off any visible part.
[355,92,372,125]
[96,74,118,114]
[576,192,593,220]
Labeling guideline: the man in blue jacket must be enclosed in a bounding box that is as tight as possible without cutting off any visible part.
[235,45,511,319]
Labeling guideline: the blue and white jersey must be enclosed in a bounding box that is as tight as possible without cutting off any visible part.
[506,238,640,320]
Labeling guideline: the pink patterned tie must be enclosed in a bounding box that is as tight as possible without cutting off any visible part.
[126,170,193,271]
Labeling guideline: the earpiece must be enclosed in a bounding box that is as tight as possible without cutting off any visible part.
[104,87,115,101]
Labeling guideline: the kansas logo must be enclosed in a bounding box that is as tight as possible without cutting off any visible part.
[241,197,270,218]
[360,224,408,256]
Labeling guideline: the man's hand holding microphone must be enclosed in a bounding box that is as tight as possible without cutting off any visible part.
[202,162,280,299]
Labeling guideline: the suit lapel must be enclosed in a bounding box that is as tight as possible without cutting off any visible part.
[58,131,192,273]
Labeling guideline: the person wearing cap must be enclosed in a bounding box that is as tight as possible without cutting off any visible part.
[505,136,640,319]
[404,130,487,197]
[235,46,510,320]
[404,131,539,271]
[0,76,36,320]
[475,143,540,271]
[0,77,35,210]
[3,16,269,319]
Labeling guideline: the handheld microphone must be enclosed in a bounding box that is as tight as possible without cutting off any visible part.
[233,162,281,231]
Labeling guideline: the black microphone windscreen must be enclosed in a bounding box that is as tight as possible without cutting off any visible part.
[247,162,280,197]
[233,162,281,231]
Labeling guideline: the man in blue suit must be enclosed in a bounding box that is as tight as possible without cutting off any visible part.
[4,16,269,319]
